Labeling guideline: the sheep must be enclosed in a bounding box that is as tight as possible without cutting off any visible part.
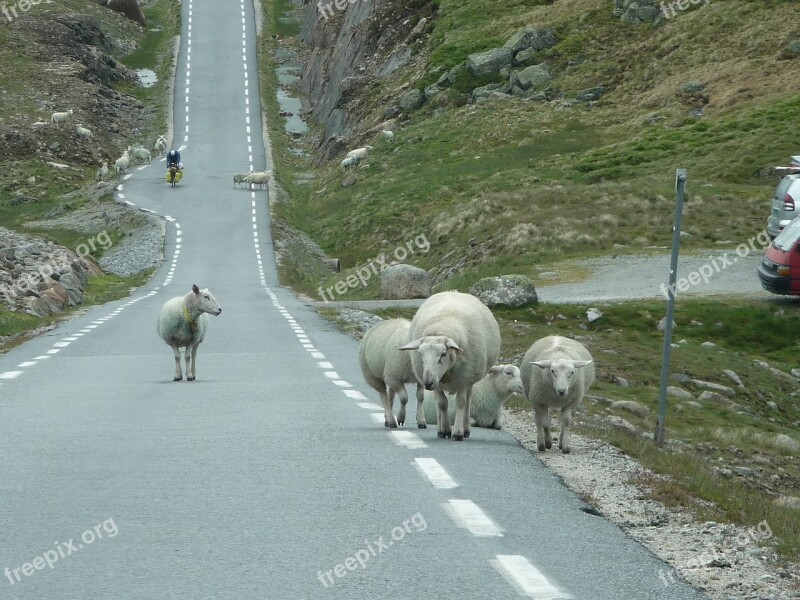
[75,123,93,140]
[423,364,523,429]
[233,172,250,188]
[345,146,373,163]
[50,109,73,127]
[130,147,151,165]
[381,129,394,142]
[156,284,222,382]
[244,170,271,190]
[96,161,108,181]
[520,335,595,454]
[153,135,167,155]
[400,291,501,441]
[359,319,425,429]
[114,150,130,174]
[340,156,357,171]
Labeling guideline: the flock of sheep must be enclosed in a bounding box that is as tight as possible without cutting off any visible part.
[232,169,272,190]
[340,129,394,172]
[359,291,595,452]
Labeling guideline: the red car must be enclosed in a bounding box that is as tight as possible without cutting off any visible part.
[758,215,800,295]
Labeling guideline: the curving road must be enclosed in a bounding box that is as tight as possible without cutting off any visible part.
[0,1,710,598]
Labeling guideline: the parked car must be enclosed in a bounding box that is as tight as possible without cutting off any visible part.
[766,156,800,239]
[758,215,800,295]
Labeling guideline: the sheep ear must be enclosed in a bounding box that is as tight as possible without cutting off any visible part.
[445,338,462,352]
[531,360,552,369]
[399,339,423,351]
[489,366,503,374]
[573,360,593,368]
[192,284,200,295]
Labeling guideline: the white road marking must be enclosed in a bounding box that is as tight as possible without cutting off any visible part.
[33,356,51,360]
[17,362,38,368]
[370,413,385,425]
[0,371,23,379]
[343,389,367,400]
[389,430,427,449]
[356,402,384,411]
[490,555,572,600]
[332,380,352,388]
[53,342,70,348]
[311,352,326,360]
[317,362,333,369]
[414,458,459,489]
[442,500,504,537]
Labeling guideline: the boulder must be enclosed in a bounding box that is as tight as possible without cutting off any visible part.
[774,434,800,453]
[398,89,425,111]
[380,264,432,300]
[512,63,551,90]
[513,47,538,65]
[691,379,736,396]
[667,386,693,400]
[605,415,638,435]
[610,400,650,417]
[780,40,800,60]
[466,47,514,78]
[469,274,538,307]
[503,27,557,54]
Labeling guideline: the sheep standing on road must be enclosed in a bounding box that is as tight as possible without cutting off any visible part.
[400,291,501,441]
[423,364,523,429]
[153,135,167,155]
[75,123,93,140]
[114,150,130,174]
[50,109,73,128]
[131,147,151,165]
[96,162,108,181]
[233,172,250,188]
[156,284,222,382]
[520,335,595,454]
[244,170,271,190]
[360,319,426,429]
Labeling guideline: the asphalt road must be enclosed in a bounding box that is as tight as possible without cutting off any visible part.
[0,0,712,598]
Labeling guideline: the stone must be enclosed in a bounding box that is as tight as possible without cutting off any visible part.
[769,367,798,385]
[683,401,703,409]
[398,89,425,111]
[722,369,743,387]
[511,63,551,90]
[614,376,629,388]
[341,175,357,188]
[671,373,692,384]
[605,415,638,435]
[781,40,800,59]
[610,400,650,417]
[767,401,779,411]
[503,26,557,54]
[514,47,538,65]
[691,379,735,396]
[774,433,800,452]
[698,391,730,406]
[380,264,432,300]
[657,316,676,331]
[466,47,514,78]
[701,341,716,348]
[586,308,603,322]
[667,386,693,400]
[469,274,538,307]
[772,496,800,509]
[576,86,606,102]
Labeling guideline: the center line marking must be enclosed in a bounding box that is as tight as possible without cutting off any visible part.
[414,458,458,489]
[443,499,504,537]
[389,430,427,450]
[490,555,572,599]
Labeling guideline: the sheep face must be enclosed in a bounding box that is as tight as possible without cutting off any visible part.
[400,336,461,390]
[192,284,222,316]
[531,359,592,397]
[489,364,524,396]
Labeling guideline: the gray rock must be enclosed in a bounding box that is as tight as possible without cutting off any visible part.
[774,433,799,452]
[767,401,779,411]
[614,376,629,388]
[700,341,716,348]
[423,83,442,99]
[469,274,538,307]
[657,316,676,331]
[697,391,730,406]
[772,495,800,509]
[444,63,466,86]
[671,373,692,384]
[398,89,425,111]
[514,47,538,65]
[466,47,514,78]
[610,400,650,417]
[605,415,638,435]
[586,308,603,322]
[733,466,756,477]
[341,175,357,188]
[503,26,557,54]
[471,83,503,101]
[576,86,606,102]
[691,379,735,396]
[380,264,432,300]
[511,63,551,90]
[769,367,799,385]
[722,369,743,387]
[683,401,703,409]
[781,40,800,59]
[667,386,693,400]
[587,395,615,405]
[791,368,800,379]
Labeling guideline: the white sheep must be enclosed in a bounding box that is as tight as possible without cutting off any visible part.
[359,319,425,429]
[520,335,595,454]
[233,172,250,188]
[423,364,523,429]
[96,161,108,181]
[345,146,373,163]
[114,150,130,174]
[153,135,167,155]
[75,123,93,140]
[340,156,357,171]
[400,291,501,441]
[244,170,271,190]
[50,109,73,128]
[156,284,222,382]
[381,129,394,142]
[130,147,151,165]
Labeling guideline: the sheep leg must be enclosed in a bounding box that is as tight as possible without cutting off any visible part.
[394,384,409,426]
[534,404,549,451]
[380,389,398,428]
[461,389,472,439]
[560,407,572,454]
[187,343,199,381]
[452,389,469,441]
[184,345,193,381]
[415,384,427,429]
[171,344,183,381]
[435,390,450,438]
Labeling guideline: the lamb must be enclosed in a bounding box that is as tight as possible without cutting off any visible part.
[75,123,93,140]
[520,335,595,454]
[130,147,151,165]
[244,170,271,190]
[381,129,394,142]
[153,135,167,155]
[400,291,501,441]
[156,284,222,382]
[50,109,73,127]
[423,364,523,429]
[359,319,425,429]
[114,150,130,174]
[340,156,357,171]
[233,172,250,187]
[96,162,108,181]
[345,146,373,163]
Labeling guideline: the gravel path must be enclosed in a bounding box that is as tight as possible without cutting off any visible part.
[99,214,165,276]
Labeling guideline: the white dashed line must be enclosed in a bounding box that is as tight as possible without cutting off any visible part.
[442,499,504,537]
[389,430,427,450]
[490,555,572,600]
[356,402,384,411]
[0,371,23,379]
[317,362,333,369]
[370,413,386,425]
[342,389,366,400]
[414,458,458,489]
[17,362,38,368]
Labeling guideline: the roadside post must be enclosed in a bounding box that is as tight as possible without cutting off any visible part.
[655,168,687,445]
